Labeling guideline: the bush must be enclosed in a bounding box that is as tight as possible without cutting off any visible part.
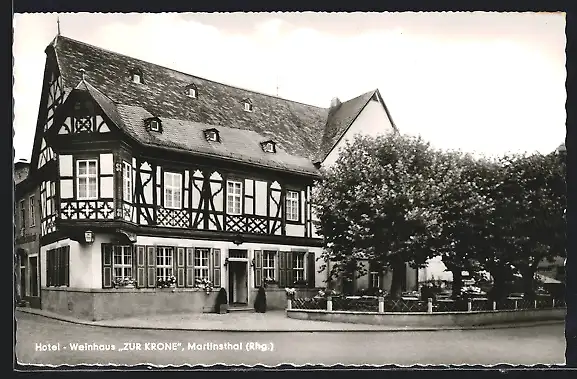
[217,287,228,305]
[254,286,267,313]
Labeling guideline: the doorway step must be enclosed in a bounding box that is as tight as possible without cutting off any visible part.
[228,303,254,313]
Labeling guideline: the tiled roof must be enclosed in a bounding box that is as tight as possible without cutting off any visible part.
[318,90,377,162]
[49,36,391,174]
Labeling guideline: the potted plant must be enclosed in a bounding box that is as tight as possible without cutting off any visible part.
[195,278,214,295]
[264,277,277,288]
[157,275,176,289]
[285,287,296,300]
[113,277,136,289]
[216,287,228,314]
[254,286,267,313]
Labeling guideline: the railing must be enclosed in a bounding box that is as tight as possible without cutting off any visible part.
[289,295,566,314]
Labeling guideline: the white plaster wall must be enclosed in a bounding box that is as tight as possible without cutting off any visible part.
[99,153,114,175]
[323,99,395,167]
[135,235,326,304]
[286,224,305,237]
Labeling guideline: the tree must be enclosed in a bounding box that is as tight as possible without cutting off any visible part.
[500,152,566,298]
[312,133,450,299]
[431,152,500,298]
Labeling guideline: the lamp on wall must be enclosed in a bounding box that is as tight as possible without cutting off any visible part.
[84,230,95,244]
[224,258,229,267]
[251,258,255,268]
[232,233,244,246]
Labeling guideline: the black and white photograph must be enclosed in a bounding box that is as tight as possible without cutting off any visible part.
[13,12,567,367]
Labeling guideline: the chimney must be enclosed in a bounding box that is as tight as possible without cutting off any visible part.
[330,97,341,109]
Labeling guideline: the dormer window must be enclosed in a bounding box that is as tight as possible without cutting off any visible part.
[186,84,198,99]
[130,68,143,84]
[243,99,253,112]
[145,117,162,133]
[261,140,276,153]
[204,128,220,142]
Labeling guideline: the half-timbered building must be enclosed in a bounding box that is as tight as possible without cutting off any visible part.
[29,35,408,320]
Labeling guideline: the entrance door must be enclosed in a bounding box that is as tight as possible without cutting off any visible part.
[228,261,248,305]
[29,257,38,297]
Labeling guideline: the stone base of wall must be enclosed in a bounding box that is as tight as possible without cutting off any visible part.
[249,287,319,310]
[287,308,567,327]
[42,287,219,321]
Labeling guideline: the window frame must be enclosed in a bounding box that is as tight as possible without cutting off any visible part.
[226,180,243,215]
[163,171,183,210]
[293,252,305,283]
[156,246,174,282]
[285,190,300,223]
[122,161,132,202]
[112,245,133,281]
[187,87,197,98]
[149,120,160,132]
[262,250,276,282]
[19,199,26,233]
[193,248,210,281]
[243,102,253,112]
[132,72,142,84]
[76,158,99,200]
[29,195,35,227]
[46,247,69,287]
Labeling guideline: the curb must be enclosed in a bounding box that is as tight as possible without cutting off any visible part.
[15,307,564,333]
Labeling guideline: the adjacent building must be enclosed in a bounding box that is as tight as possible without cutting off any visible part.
[26,35,414,320]
[14,159,42,308]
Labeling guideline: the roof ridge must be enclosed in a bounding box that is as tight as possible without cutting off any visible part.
[54,35,328,111]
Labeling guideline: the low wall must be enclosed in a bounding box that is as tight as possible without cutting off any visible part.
[249,287,320,310]
[42,287,219,321]
[287,308,566,327]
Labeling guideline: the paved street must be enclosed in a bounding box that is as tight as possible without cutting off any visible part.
[15,311,565,366]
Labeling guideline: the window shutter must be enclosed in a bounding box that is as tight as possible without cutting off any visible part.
[254,250,263,288]
[287,251,294,286]
[176,247,185,287]
[63,246,70,287]
[212,248,221,287]
[46,250,52,287]
[307,252,315,288]
[146,246,156,288]
[102,244,113,288]
[135,245,146,288]
[278,251,287,287]
[185,247,194,287]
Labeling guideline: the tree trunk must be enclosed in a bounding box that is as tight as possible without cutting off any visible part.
[451,268,463,299]
[521,261,540,299]
[488,267,509,301]
[389,258,406,299]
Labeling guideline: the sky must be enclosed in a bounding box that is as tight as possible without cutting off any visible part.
[13,12,566,162]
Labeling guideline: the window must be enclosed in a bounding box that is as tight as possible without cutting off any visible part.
[261,141,276,153]
[204,129,220,142]
[113,245,133,280]
[46,247,69,287]
[122,161,132,202]
[293,253,305,282]
[286,190,300,222]
[194,248,210,281]
[164,172,182,209]
[29,196,35,227]
[243,100,253,112]
[131,72,142,84]
[149,120,160,132]
[187,86,197,98]
[77,159,98,200]
[156,247,174,281]
[369,261,381,289]
[19,200,25,233]
[227,181,242,215]
[263,250,276,282]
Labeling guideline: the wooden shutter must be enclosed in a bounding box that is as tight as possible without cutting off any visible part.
[46,250,52,287]
[278,251,287,287]
[287,251,294,286]
[176,247,185,287]
[146,246,156,288]
[254,250,263,288]
[307,252,315,288]
[212,248,221,287]
[102,244,113,288]
[135,245,146,288]
[185,247,194,287]
[63,246,70,287]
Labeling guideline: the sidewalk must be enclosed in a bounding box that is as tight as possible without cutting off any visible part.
[15,307,563,333]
